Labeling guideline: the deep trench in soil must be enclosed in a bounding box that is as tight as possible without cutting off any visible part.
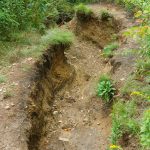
[27,7,134,149]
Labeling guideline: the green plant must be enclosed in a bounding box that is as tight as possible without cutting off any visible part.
[100,9,113,21]
[75,3,93,21]
[111,101,139,144]
[42,28,74,46]
[0,75,7,83]
[3,91,13,99]
[140,109,150,149]
[102,42,119,58]
[97,75,115,103]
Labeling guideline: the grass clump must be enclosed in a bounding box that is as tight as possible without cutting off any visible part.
[102,42,119,58]
[3,91,13,99]
[0,75,7,83]
[140,109,150,149]
[111,101,139,144]
[100,9,113,21]
[75,4,93,21]
[136,59,150,74]
[42,28,74,47]
[97,74,115,103]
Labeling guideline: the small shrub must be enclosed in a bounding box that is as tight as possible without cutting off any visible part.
[102,42,119,58]
[97,75,115,103]
[140,109,150,149]
[42,28,74,47]
[100,9,113,21]
[75,3,93,21]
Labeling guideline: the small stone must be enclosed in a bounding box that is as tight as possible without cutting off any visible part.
[83,118,88,122]
[0,89,2,92]
[64,52,68,55]
[11,82,18,86]
[80,110,84,113]
[27,58,33,61]
[12,63,16,66]
[120,78,125,81]
[58,120,62,123]
[59,137,69,142]
[53,111,58,115]
[11,103,15,107]
[5,105,10,110]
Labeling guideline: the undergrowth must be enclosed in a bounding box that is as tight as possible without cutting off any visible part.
[111,100,139,144]
[108,0,150,148]
[0,0,74,40]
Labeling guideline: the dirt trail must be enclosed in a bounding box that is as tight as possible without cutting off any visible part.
[38,40,111,150]
[0,3,138,150]
[37,4,137,150]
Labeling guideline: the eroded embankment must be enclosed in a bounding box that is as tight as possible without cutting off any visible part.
[27,10,120,150]
[27,45,74,149]
[73,12,121,48]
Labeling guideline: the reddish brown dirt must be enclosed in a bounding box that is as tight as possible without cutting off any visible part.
[0,3,139,150]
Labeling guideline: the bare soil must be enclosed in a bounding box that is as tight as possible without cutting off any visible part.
[0,3,139,150]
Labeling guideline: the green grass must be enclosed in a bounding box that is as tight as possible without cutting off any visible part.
[42,28,74,46]
[97,74,115,103]
[21,64,32,72]
[75,3,93,21]
[0,75,7,83]
[136,59,150,74]
[111,100,139,144]
[0,28,74,66]
[102,42,119,58]
[0,31,41,66]
[120,75,142,95]
[100,9,113,21]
